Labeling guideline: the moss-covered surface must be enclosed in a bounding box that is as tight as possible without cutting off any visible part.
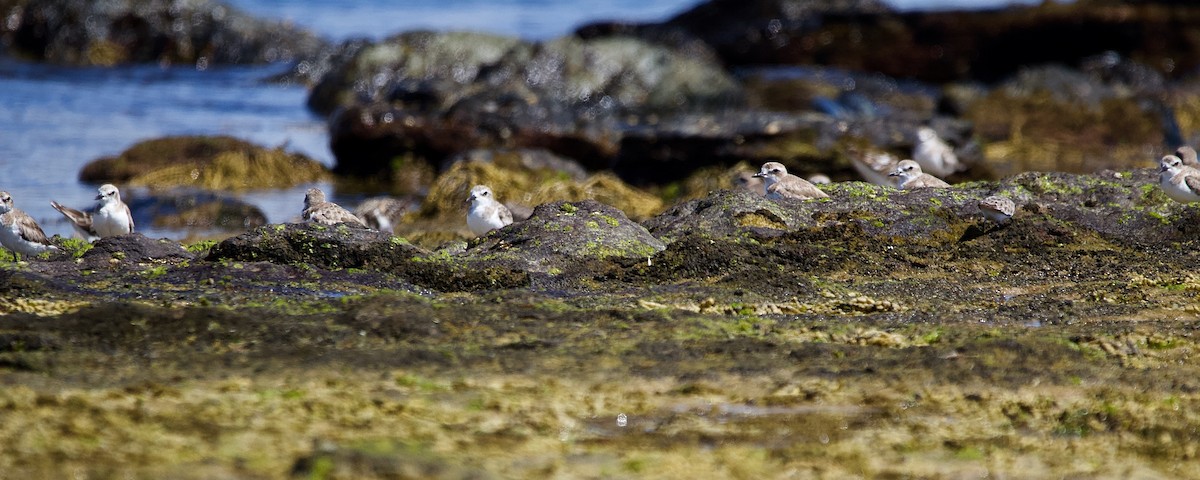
[80,135,328,190]
[1,171,1200,478]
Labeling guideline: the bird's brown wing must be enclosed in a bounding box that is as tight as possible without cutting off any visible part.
[50,201,97,237]
[771,178,829,199]
[13,210,51,245]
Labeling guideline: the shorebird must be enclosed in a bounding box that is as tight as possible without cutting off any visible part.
[978,195,1016,224]
[807,173,832,185]
[1175,145,1198,167]
[353,196,416,233]
[733,170,764,196]
[302,188,367,227]
[889,160,951,189]
[848,147,901,186]
[466,185,513,236]
[912,127,961,178]
[0,191,58,258]
[1159,155,1200,204]
[752,162,829,200]
[50,183,134,239]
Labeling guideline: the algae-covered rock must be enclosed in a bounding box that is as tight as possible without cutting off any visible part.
[963,60,1170,177]
[80,233,194,267]
[647,169,1200,250]
[3,0,327,66]
[400,158,665,247]
[207,222,426,270]
[79,136,328,190]
[464,199,665,273]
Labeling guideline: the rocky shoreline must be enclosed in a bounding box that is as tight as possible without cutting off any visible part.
[2,0,1200,477]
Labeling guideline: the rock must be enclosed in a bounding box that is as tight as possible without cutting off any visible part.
[646,169,1200,249]
[79,136,328,190]
[313,31,744,178]
[962,57,1172,177]
[397,156,664,248]
[598,0,1200,84]
[129,189,268,233]
[462,199,666,276]
[206,222,529,291]
[207,222,423,271]
[2,0,327,66]
[80,233,194,268]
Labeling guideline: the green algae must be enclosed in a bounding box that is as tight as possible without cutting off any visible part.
[2,172,1200,478]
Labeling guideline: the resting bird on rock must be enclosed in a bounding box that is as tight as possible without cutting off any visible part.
[0,191,58,258]
[51,183,134,240]
[890,160,951,189]
[466,185,513,237]
[302,188,368,227]
[752,162,829,200]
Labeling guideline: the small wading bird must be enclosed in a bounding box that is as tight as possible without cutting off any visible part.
[912,126,961,178]
[1176,145,1198,168]
[354,196,416,233]
[0,191,58,259]
[752,162,829,200]
[978,195,1016,225]
[848,147,901,187]
[889,160,950,189]
[466,185,513,236]
[302,188,368,227]
[50,183,134,239]
[1159,155,1200,204]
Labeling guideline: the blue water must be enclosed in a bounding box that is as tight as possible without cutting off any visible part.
[0,0,1045,240]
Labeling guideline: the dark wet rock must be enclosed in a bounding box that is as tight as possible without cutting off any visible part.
[1,0,327,66]
[463,200,665,275]
[207,222,422,271]
[314,31,744,178]
[130,189,267,233]
[206,223,530,292]
[80,233,194,267]
[80,135,328,190]
[598,0,1200,84]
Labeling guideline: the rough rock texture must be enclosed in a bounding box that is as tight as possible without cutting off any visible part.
[597,0,1200,83]
[207,222,422,271]
[79,233,194,267]
[2,168,1200,478]
[464,199,665,275]
[0,0,327,66]
[312,32,744,179]
[205,222,529,291]
[649,169,1198,249]
[80,135,328,190]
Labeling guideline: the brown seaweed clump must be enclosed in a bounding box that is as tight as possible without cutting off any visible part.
[80,135,329,190]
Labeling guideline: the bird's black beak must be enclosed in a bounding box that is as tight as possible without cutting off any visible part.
[751,172,765,178]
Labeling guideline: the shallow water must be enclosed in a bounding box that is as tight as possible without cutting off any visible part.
[0,0,1044,241]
